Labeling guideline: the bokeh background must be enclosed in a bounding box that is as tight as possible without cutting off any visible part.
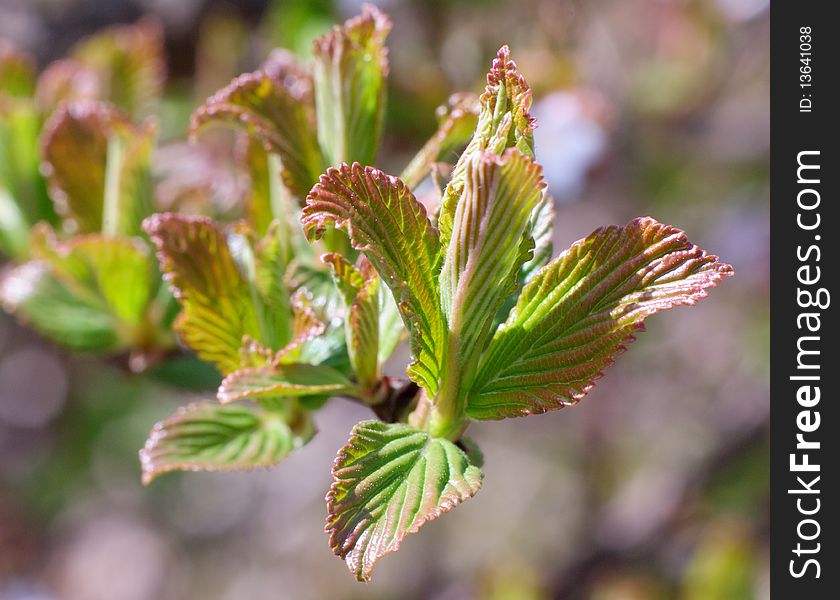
[0,0,769,598]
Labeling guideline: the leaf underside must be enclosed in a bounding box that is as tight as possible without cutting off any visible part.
[140,401,308,485]
[467,217,734,419]
[326,421,482,581]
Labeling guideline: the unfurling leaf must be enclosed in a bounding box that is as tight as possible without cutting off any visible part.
[302,163,446,396]
[399,93,479,190]
[191,67,323,200]
[312,4,391,167]
[144,214,261,374]
[140,401,314,485]
[438,45,536,250]
[71,18,165,119]
[41,101,155,236]
[326,421,483,581]
[217,363,359,404]
[467,217,734,420]
[0,233,156,351]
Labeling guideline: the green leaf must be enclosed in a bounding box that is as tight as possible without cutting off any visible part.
[399,93,479,190]
[144,214,262,375]
[0,41,35,99]
[521,193,554,283]
[438,46,535,251]
[192,67,323,200]
[467,217,734,420]
[41,101,155,236]
[72,18,165,119]
[0,233,155,352]
[324,253,380,391]
[432,149,545,434]
[312,5,391,167]
[139,401,314,485]
[326,420,483,582]
[217,363,359,404]
[0,261,119,351]
[0,100,53,257]
[302,163,446,396]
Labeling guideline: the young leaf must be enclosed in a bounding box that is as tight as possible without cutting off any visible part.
[41,101,155,236]
[191,68,323,200]
[302,163,446,396]
[35,59,101,113]
[312,5,391,167]
[140,401,314,485]
[467,217,734,420]
[0,41,35,99]
[399,93,479,190]
[438,46,536,251]
[144,214,262,374]
[71,18,165,119]
[0,234,155,351]
[218,363,360,404]
[520,192,555,283]
[324,253,380,391]
[432,149,546,435]
[326,420,483,582]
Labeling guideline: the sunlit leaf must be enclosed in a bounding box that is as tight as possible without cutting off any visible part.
[144,214,261,374]
[439,149,546,400]
[192,66,323,200]
[521,193,554,283]
[312,5,391,167]
[140,401,314,484]
[72,18,165,119]
[41,101,155,236]
[302,163,446,395]
[400,93,479,190]
[326,420,483,581]
[438,45,536,250]
[467,217,734,419]
[218,363,359,404]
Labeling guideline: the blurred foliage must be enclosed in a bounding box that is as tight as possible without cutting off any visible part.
[0,0,768,598]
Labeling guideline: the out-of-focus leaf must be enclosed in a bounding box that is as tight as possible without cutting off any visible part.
[326,420,482,581]
[0,41,35,98]
[72,18,165,119]
[0,100,53,257]
[144,214,262,374]
[41,101,155,236]
[438,46,536,251]
[302,163,445,396]
[140,401,314,485]
[312,5,391,167]
[35,59,101,113]
[0,233,155,351]
[271,290,326,365]
[0,261,118,351]
[192,67,323,200]
[438,150,545,407]
[324,253,380,391]
[467,217,734,419]
[218,363,359,403]
[400,93,479,190]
